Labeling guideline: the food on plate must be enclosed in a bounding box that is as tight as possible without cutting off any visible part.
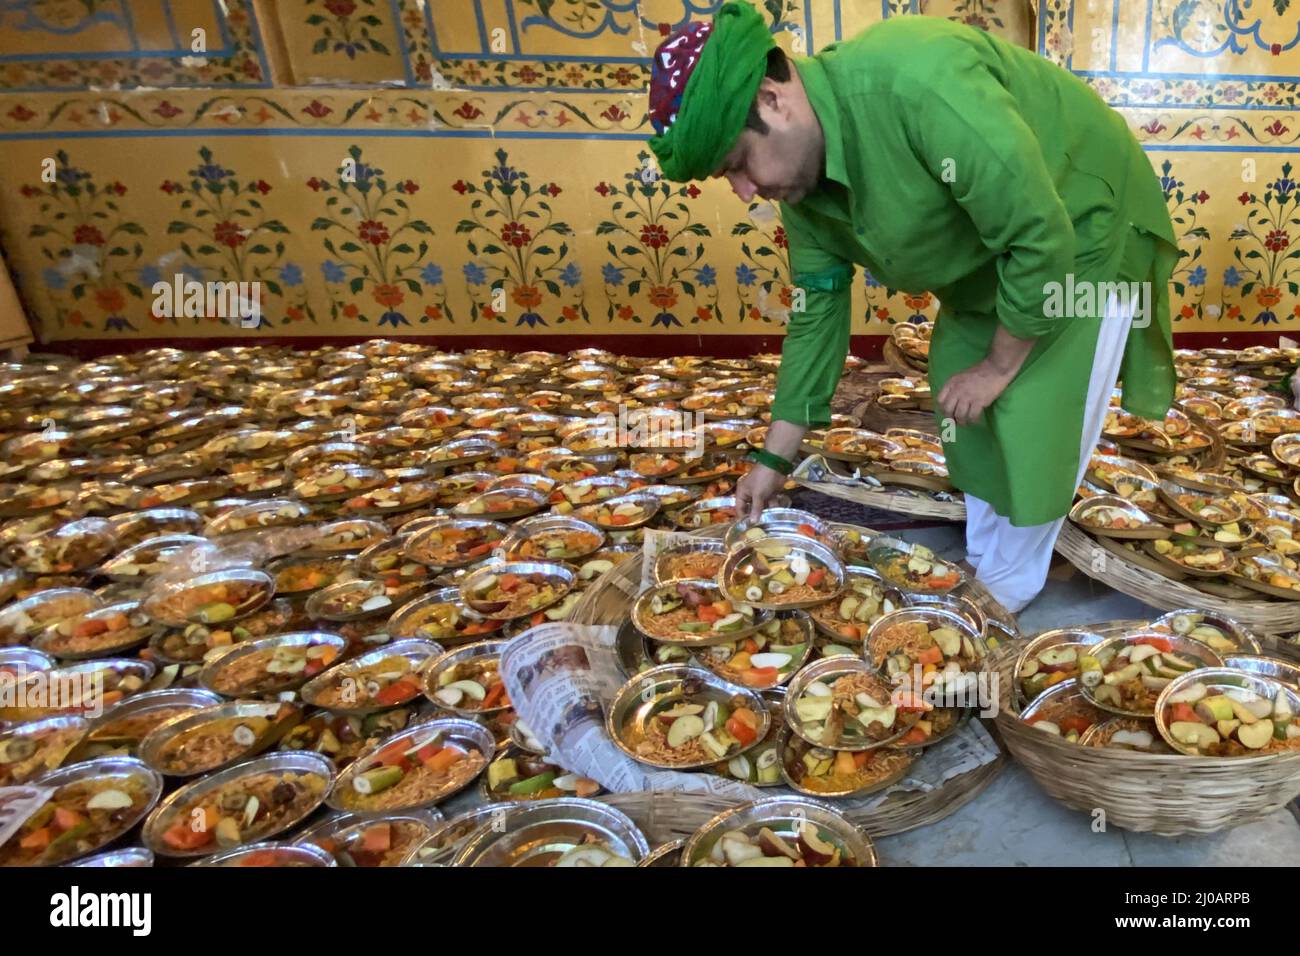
[1086,635,1214,715]
[405,520,506,567]
[278,709,413,766]
[1161,680,1300,755]
[869,542,961,592]
[484,749,600,801]
[155,769,327,854]
[725,540,838,605]
[808,573,895,642]
[510,526,604,561]
[694,822,858,868]
[783,738,913,795]
[426,656,509,712]
[694,615,809,688]
[625,692,761,766]
[636,581,757,641]
[791,669,916,748]
[150,704,297,775]
[0,721,86,785]
[335,728,488,812]
[0,769,156,866]
[463,570,567,619]
[309,818,432,867]
[205,638,342,697]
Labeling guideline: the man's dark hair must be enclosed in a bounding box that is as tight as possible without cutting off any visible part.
[744,47,791,135]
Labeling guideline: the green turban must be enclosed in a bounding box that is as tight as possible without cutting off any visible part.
[648,2,776,183]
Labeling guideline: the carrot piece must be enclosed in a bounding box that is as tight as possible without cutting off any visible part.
[1134,636,1173,652]
[899,726,928,745]
[915,645,944,667]
[1170,702,1199,725]
[360,824,392,853]
[424,746,465,773]
[53,807,84,831]
[20,827,52,851]
[482,682,509,709]
[805,568,826,588]
[741,667,779,687]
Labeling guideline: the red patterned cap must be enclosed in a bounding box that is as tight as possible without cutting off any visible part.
[649,21,714,137]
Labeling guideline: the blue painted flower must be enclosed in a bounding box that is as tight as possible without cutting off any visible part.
[517,312,547,328]
[464,262,488,286]
[43,268,66,291]
[1255,310,1278,326]
[651,312,682,329]
[181,263,204,283]
[696,264,717,288]
[736,264,758,287]
[195,161,230,182]
[1187,265,1206,287]
[863,271,881,288]
[138,265,162,288]
[103,316,134,331]
[1273,175,1295,197]
[559,263,582,288]
[420,262,445,285]
[321,261,346,284]
[279,263,304,287]
[1159,173,1182,196]
[379,311,410,327]
[1222,266,1243,288]
[602,263,625,286]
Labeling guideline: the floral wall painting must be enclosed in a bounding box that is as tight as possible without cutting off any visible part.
[311,145,447,328]
[596,151,719,328]
[157,147,301,329]
[0,1,1299,344]
[22,149,146,336]
[454,148,587,327]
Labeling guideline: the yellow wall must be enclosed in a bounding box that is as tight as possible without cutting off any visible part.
[0,0,1295,344]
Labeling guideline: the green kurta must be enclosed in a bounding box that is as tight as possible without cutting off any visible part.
[770,17,1178,527]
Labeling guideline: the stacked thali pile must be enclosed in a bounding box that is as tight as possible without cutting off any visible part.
[1065,346,1300,616]
[609,509,1005,809]
[0,343,901,868]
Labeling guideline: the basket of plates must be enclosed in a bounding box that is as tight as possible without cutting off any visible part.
[569,519,1012,838]
[993,612,1300,836]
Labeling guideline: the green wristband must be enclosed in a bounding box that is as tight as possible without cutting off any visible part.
[749,448,794,475]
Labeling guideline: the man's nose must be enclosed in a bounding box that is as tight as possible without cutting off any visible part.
[727,171,757,203]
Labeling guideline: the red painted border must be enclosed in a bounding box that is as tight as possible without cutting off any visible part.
[29,330,1295,361]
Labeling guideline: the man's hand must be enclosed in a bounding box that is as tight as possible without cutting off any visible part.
[736,463,786,520]
[936,360,1016,426]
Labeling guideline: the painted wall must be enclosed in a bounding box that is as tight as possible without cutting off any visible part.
[0,0,1294,347]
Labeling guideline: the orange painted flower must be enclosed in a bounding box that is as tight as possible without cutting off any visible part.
[903,292,932,311]
[874,307,890,320]
[286,306,305,322]
[1179,304,1196,318]
[562,305,579,320]
[95,287,126,312]
[372,284,404,308]
[696,306,713,322]
[1227,305,1241,318]
[748,306,762,319]
[1257,286,1283,308]
[512,285,543,308]
[648,285,677,308]
[779,286,793,307]
[424,305,443,320]
[342,303,360,318]
[67,309,87,327]
[617,305,634,319]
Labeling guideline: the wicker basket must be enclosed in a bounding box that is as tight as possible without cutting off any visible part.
[992,623,1300,835]
[854,393,939,437]
[576,539,1008,838]
[1054,520,1300,633]
[794,476,966,522]
[883,339,927,379]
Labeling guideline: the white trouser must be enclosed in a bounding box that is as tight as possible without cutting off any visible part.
[965,292,1135,613]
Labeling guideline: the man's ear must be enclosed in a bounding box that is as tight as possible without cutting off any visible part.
[754,76,785,121]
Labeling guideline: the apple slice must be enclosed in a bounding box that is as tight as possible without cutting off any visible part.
[665,714,705,748]
[756,826,801,861]
[797,822,837,866]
